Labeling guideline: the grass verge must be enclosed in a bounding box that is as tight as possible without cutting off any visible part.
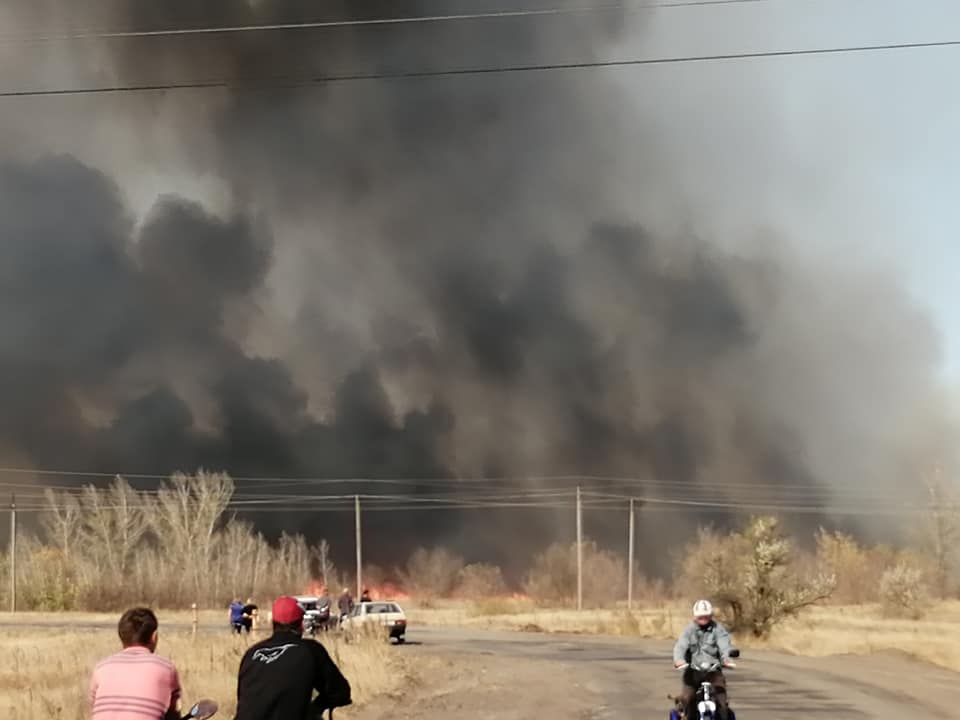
[0,627,407,720]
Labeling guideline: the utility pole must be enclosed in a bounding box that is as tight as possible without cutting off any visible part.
[354,495,362,600]
[9,494,16,613]
[576,486,583,612]
[627,498,635,611]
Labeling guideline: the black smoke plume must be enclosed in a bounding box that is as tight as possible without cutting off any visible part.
[0,1,951,571]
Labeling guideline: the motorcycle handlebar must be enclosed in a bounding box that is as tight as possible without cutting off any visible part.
[674,661,737,672]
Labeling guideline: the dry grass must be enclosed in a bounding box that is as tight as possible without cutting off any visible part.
[411,601,687,638]
[412,600,960,671]
[753,602,960,669]
[0,625,407,720]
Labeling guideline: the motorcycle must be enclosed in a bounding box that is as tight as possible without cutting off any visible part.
[669,649,739,720]
[182,699,218,720]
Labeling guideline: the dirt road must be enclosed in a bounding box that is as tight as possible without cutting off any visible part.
[360,625,954,720]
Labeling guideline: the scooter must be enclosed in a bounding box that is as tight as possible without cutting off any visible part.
[669,649,739,720]
[182,699,218,720]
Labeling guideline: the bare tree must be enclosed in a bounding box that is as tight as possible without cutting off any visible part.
[272,532,314,593]
[77,477,148,581]
[925,477,958,598]
[316,539,335,590]
[41,488,82,563]
[150,471,234,604]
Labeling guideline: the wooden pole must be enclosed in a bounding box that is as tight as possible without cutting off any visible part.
[576,486,583,612]
[9,494,15,614]
[355,495,362,600]
[627,498,635,610]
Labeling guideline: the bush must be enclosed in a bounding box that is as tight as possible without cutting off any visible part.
[523,540,626,608]
[681,517,836,637]
[815,530,897,605]
[399,547,464,598]
[879,561,931,619]
[18,546,78,611]
[458,563,508,598]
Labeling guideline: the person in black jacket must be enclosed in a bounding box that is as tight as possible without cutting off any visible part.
[235,596,351,720]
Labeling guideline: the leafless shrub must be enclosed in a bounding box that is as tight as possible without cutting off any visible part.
[400,547,464,598]
[458,563,508,598]
[523,540,626,608]
[879,561,932,619]
[815,530,897,605]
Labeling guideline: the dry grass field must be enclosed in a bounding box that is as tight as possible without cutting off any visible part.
[409,600,960,671]
[0,625,407,720]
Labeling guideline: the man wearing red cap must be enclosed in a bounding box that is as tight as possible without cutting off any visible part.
[235,596,351,720]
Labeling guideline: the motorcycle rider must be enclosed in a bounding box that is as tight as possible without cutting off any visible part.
[235,596,351,720]
[673,600,736,719]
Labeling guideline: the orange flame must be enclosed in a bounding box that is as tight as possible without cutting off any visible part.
[299,581,410,602]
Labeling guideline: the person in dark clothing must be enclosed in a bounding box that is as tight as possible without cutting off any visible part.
[241,599,258,634]
[359,589,371,603]
[336,589,353,621]
[235,596,351,720]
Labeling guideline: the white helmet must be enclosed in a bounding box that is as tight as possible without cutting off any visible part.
[692,599,713,617]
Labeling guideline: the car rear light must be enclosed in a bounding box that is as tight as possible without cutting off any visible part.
[395,619,406,626]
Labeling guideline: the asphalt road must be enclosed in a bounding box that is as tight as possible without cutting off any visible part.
[401,625,956,719]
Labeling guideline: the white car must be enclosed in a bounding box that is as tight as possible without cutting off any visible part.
[341,601,407,643]
[292,595,331,633]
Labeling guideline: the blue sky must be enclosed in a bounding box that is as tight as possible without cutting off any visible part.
[609,0,959,378]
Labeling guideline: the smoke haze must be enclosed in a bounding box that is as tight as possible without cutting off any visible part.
[0,1,952,568]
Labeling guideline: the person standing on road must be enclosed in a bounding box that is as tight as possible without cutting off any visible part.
[235,596,352,720]
[337,588,353,621]
[241,598,259,634]
[229,598,245,634]
[673,600,736,720]
[89,607,182,720]
[359,588,372,603]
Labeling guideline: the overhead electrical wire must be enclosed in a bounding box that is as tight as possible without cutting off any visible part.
[3,0,784,43]
[0,467,932,507]
[0,35,957,100]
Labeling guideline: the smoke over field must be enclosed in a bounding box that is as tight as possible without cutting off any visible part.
[0,1,953,566]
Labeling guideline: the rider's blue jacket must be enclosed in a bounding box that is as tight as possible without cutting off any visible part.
[673,620,733,669]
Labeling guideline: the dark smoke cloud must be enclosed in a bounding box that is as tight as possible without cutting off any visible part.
[0,1,952,570]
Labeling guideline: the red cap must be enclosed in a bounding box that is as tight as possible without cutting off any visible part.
[272,596,305,624]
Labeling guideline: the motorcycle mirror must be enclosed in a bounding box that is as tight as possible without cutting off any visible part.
[187,699,218,720]
[728,649,740,659]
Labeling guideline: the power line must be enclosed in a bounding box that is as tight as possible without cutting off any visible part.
[2,36,957,99]
[0,467,932,506]
[5,0,781,43]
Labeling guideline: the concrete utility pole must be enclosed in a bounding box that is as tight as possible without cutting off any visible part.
[9,494,16,613]
[354,495,362,600]
[576,486,583,611]
[627,497,635,610]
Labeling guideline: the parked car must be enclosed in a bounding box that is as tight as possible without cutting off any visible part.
[341,601,407,643]
[293,595,331,634]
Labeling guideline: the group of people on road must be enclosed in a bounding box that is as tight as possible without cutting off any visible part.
[229,598,259,635]
[89,595,734,720]
[91,598,352,720]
